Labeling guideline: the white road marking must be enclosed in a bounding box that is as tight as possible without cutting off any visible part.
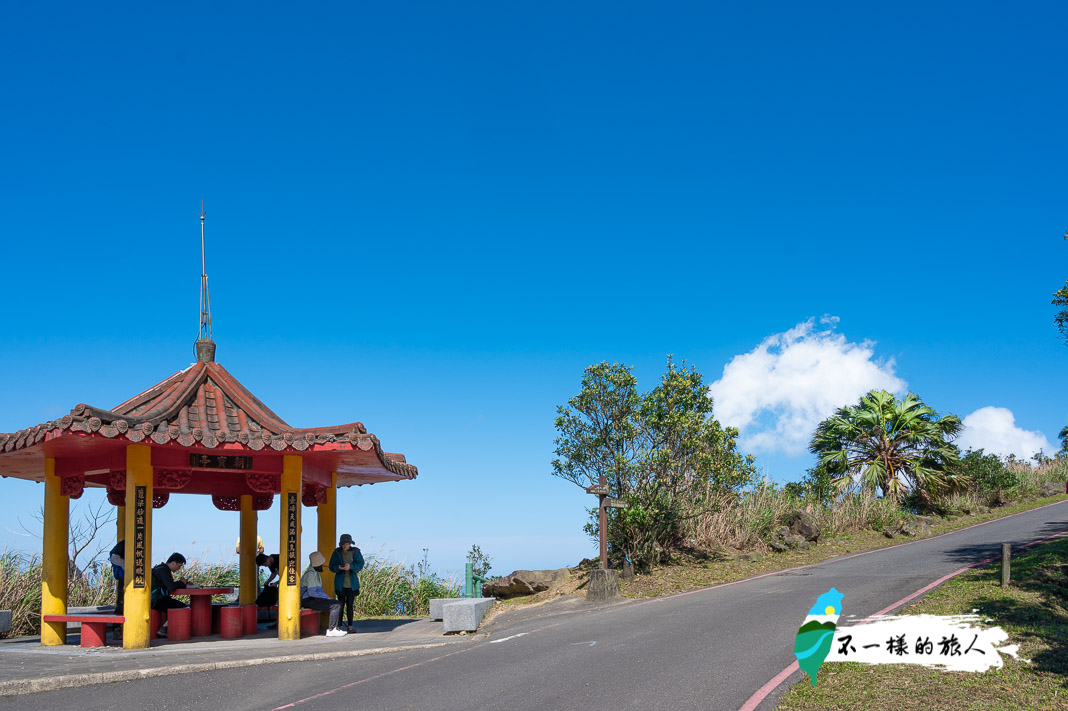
[490,633,529,644]
[570,641,597,646]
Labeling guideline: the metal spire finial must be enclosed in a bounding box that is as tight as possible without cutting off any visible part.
[195,201,216,363]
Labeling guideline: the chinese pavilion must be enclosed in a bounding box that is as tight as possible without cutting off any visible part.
[0,212,417,648]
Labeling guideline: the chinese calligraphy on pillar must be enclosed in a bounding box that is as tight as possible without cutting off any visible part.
[133,485,147,588]
[286,492,298,586]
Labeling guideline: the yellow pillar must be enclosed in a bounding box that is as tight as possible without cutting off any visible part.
[123,445,153,649]
[278,455,302,640]
[41,457,69,646]
[239,495,257,605]
[317,472,338,595]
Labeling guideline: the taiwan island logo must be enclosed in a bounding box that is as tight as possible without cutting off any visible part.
[794,588,1024,686]
[793,588,843,685]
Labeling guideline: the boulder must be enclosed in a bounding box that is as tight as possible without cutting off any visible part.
[768,540,788,553]
[786,511,821,542]
[977,505,991,515]
[896,521,933,538]
[784,534,811,550]
[912,515,940,527]
[1041,481,1064,497]
[739,552,765,562]
[483,569,571,599]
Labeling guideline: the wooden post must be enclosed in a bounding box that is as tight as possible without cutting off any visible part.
[278,455,302,641]
[239,495,257,605]
[317,472,337,595]
[41,457,69,646]
[123,445,153,649]
[599,490,607,569]
[1001,543,1011,587]
[585,475,610,570]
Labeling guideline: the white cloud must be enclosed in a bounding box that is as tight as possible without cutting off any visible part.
[708,318,905,456]
[957,407,1053,460]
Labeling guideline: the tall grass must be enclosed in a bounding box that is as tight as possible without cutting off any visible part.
[688,457,1066,556]
[354,548,461,617]
[690,483,908,553]
[0,549,460,638]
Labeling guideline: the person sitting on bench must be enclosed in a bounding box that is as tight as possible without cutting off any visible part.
[109,539,125,640]
[255,552,281,607]
[301,551,347,638]
[151,552,197,638]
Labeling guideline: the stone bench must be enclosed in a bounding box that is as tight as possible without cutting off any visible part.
[430,598,494,633]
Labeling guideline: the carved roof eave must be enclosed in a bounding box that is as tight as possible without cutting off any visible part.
[0,417,416,480]
[0,360,417,481]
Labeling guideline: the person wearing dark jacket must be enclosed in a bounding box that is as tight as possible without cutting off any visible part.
[151,552,194,637]
[110,540,125,616]
[328,534,364,632]
[109,540,125,641]
[255,552,281,608]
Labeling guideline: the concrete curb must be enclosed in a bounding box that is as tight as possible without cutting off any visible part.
[0,640,463,697]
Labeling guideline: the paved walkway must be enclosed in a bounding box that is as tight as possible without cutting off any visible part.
[0,617,476,697]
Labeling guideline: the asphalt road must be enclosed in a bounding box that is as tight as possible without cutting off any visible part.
[7,501,1067,711]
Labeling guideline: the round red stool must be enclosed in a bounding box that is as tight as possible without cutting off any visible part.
[168,606,192,641]
[299,608,320,636]
[220,606,243,639]
[242,605,258,635]
[150,609,161,640]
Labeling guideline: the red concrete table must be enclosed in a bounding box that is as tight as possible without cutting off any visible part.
[172,588,234,637]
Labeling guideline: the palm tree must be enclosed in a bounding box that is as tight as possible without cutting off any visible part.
[809,390,963,503]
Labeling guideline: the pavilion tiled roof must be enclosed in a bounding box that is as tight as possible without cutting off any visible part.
[0,360,417,481]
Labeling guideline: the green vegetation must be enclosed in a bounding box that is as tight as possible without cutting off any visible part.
[466,544,493,579]
[810,390,963,504]
[552,358,755,571]
[1053,231,1067,344]
[554,355,1068,582]
[777,529,1068,711]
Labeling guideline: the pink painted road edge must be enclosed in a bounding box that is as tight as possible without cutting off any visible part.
[737,523,1068,711]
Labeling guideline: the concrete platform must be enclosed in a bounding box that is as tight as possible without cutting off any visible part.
[0,616,476,697]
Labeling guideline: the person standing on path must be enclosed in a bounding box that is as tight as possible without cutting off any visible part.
[329,533,364,633]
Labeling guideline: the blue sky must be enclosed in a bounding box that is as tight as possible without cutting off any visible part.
[1,2,1065,577]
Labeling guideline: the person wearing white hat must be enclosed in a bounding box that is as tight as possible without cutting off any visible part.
[300,551,346,637]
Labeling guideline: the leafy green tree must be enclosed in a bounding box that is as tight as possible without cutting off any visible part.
[955,448,1017,494]
[1058,425,1068,457]
[1054,231,1067,343]
[465,544,492,579]
[809,390,963,504]
[1054,283,1068,343]
[552,362,642,499]
[553,358,755,570]
[784,462,839,506]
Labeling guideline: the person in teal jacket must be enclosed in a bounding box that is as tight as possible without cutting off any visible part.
[328,533,365,632]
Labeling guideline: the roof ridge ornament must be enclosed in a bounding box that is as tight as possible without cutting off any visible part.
[195,201,216,363]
